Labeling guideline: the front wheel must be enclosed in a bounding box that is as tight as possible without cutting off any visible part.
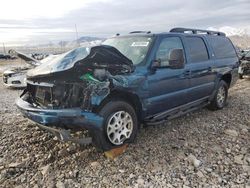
[207,80,228,110]
[91,100,138,151]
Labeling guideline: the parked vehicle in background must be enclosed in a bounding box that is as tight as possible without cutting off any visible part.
[16,28,239,151]
[238,49,250,58]
[0,53,16,60]
[31,53,49,60]
[3,67,30,88]
[239,50,250,79]
[3,50,59,88]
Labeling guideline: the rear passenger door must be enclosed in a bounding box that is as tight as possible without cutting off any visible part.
[184,36,216,102]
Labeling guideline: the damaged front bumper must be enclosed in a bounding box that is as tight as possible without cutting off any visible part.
[16,97,104,139]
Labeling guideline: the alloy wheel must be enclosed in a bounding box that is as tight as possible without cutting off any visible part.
[217,86,226,107]
[106,111,133,145]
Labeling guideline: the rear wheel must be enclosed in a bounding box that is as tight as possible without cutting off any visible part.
[91,100,138,151]
[208,80,228,110]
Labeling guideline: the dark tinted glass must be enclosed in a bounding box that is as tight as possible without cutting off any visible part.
[186,37,209,63]
[208,36,236,58]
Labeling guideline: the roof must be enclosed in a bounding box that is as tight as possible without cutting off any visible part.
[114,27,226,38]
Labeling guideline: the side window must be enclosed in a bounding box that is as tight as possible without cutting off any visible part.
[186,37,209,63]
[208,36,236,58]
[156,37,184,67]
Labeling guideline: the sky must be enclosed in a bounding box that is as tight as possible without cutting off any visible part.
[0,0,250,46]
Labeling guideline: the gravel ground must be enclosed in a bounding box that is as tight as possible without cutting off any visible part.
[0,61,249,188]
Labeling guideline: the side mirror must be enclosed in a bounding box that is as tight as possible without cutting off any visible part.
[168,49,184,69]
[151,59,161,70]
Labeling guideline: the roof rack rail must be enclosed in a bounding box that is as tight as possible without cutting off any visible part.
[170,27,226,36]
[129,31,151,34]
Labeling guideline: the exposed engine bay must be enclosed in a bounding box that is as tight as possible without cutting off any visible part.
[23,72,109,111]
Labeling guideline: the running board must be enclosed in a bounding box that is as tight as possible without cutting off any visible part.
[145,98,209,125]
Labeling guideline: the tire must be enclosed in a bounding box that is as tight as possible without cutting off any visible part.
[91,100,138,151]
[208,80,228,111]
[238,74,244,79]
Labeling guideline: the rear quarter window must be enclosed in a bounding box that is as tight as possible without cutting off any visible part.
[208,36,236,59]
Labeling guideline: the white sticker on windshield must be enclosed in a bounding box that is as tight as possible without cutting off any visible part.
[131,42,149,47]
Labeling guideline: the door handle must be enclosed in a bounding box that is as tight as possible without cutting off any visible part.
[183,70,191,76]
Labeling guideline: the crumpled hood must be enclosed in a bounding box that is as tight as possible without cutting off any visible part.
[9,49,41,66]
[27,45,134,79]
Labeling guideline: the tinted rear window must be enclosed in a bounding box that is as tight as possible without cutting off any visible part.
[208,36,236,58]
[186,37,209,63]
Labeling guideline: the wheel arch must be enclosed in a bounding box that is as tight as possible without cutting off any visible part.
[220,73,232,88]
[94,89,143,124]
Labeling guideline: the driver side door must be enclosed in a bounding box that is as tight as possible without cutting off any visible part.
[146,36,190,116]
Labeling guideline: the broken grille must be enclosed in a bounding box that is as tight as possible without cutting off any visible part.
[32,83,91,110]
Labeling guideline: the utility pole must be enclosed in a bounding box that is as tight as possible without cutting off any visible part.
[75,24,80,47]
[3,43,6,54]
[60,41,63,53]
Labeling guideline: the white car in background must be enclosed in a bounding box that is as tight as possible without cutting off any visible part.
[3,50,59,88]
[3,66,30,88]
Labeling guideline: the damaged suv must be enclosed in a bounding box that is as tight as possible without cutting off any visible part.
[16,28,239,151]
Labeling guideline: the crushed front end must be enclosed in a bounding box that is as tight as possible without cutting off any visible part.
[16,45,135,148]
[16,76,110,146]
[17,78,107,129]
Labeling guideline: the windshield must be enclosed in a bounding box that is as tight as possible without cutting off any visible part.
[103,36,153,65]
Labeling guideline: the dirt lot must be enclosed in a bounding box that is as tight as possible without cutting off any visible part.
[0,60,249,188]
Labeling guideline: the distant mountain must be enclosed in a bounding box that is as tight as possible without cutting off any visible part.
[207,26,250,49]
[24,36,105,48]
[229,35,250,49]
[219,26,248,36]
[207,26,250,36]
[78,36,105,42]
[65,36,105,47]
[13,36,106,54]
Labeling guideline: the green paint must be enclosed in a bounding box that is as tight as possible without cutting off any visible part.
[80,73,101,83]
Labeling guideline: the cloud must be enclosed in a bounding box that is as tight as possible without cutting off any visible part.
[0,0,249,45]
[0,0,111,20]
